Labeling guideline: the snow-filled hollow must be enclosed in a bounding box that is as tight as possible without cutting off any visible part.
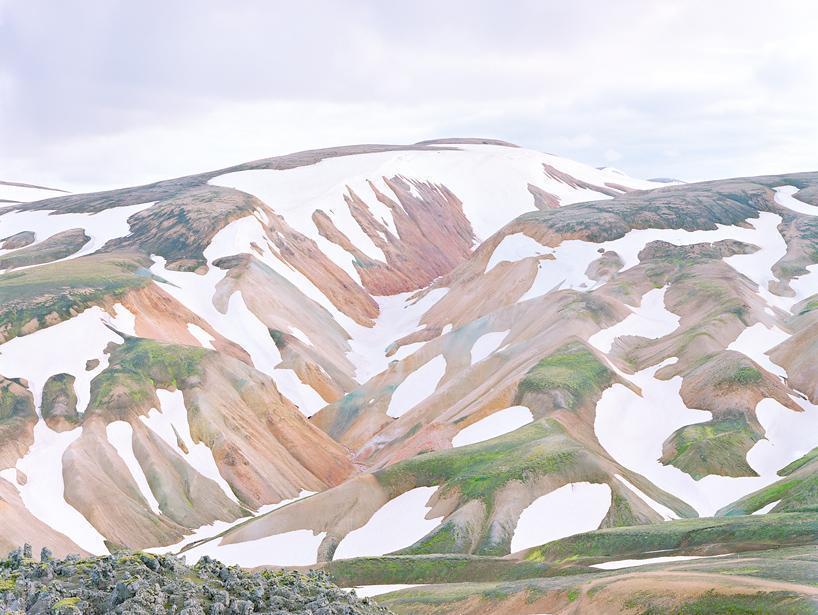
[452,406,533,448]
[510,482,612,553]
[588,286,680,353]
[469,330,509,365]
[333,487,442,559]
[386,356,447,418]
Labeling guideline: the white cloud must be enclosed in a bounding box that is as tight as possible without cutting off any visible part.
[0,0,816,189]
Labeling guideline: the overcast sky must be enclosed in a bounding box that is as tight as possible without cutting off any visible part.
[1,0,817,191]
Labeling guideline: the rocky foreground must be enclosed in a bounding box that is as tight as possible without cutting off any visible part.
[0,546,392,614]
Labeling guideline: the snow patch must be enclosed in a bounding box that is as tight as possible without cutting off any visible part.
[106,421,161,514]
[727,323,789,378]
[345,585,424,598]
[186,324,215,349]
[592,554,728,570]
[0,201,154,269]
[13,421,109,554]
[469,330,509,365]
[452,406,533,448]
[486,233,551,272]
[510,482,612,553]
[753,500,781,515]
[589,287,680,353]
[140,390,239,504]
[151,491,316,558]
[595,360,818,516]
[346,288,448,383]
[333,486,442,559]
[150,217,327,416]
[774,185,818,216]
[386,355,447,418]
[614,474,678,521]
[184,529,326,567]
[0,304,135,414]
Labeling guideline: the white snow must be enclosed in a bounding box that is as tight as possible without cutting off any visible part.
[183,528,326,567]
[589,287,680,353]
[186,323,215,349]
[469,330,509,365]
[210,145,640,253]
[150,490,316,558]
[390,341,426,362]
[13,421,109,553]
[0,304,135,414]
[346,585,424,597]
[452,406,533,447]
[486,233,551,272]
[492,212,801,311]
[346,289,448,383]
[288,326,313,346]
[592,554,728,570]
[140,389,239,504]
[753,499,781,515]
[595,359,818,516]
[774,185,818,216]
[0,201,154,267]
[614,474,679,521]
[106,421,161,514]
[726,323,789,378]
[0,305,138,554]
[510,482,612,553]
[333,487,441,560]
[150,216,327,416]
[386,355,447,418]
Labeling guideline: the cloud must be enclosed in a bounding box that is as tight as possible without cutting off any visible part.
[0,0,816,189]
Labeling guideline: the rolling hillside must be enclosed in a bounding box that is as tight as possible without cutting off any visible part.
[2,139,818,613]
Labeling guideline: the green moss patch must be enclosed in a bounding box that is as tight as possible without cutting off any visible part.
[515,342,612,410]
[525,513,818,565]
[87,337,208,418]
[325,554,550,586]
[376,420,581,506]
[0,253,150,343]
[661,415,760,480]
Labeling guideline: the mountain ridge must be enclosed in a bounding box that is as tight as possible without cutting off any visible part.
[1,139,818,612]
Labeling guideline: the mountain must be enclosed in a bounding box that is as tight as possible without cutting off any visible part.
[1,139,818,612]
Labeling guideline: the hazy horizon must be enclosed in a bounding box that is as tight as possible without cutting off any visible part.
[2,0,817,192]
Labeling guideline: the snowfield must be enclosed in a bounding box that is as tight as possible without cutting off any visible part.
[774,185,818,216]
[182,528,326,568]
[589,286,680,353]
[452,406,533,447]
[469,330,509,365]
[595,359,818,516]
[333,487,442,559]
[386,356,447,418]
[510,482,612,553]
[210,145,652,252]
[0,202,155,267]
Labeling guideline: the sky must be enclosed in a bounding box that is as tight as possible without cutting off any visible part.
[1,0,817,192]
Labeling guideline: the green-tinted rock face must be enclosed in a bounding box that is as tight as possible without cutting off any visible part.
[515,341,613,411]
[661,414,761,480]
[40,373,80,430]
[0,254,150,343]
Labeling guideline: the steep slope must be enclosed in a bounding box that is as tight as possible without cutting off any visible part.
[2,139,818,613]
